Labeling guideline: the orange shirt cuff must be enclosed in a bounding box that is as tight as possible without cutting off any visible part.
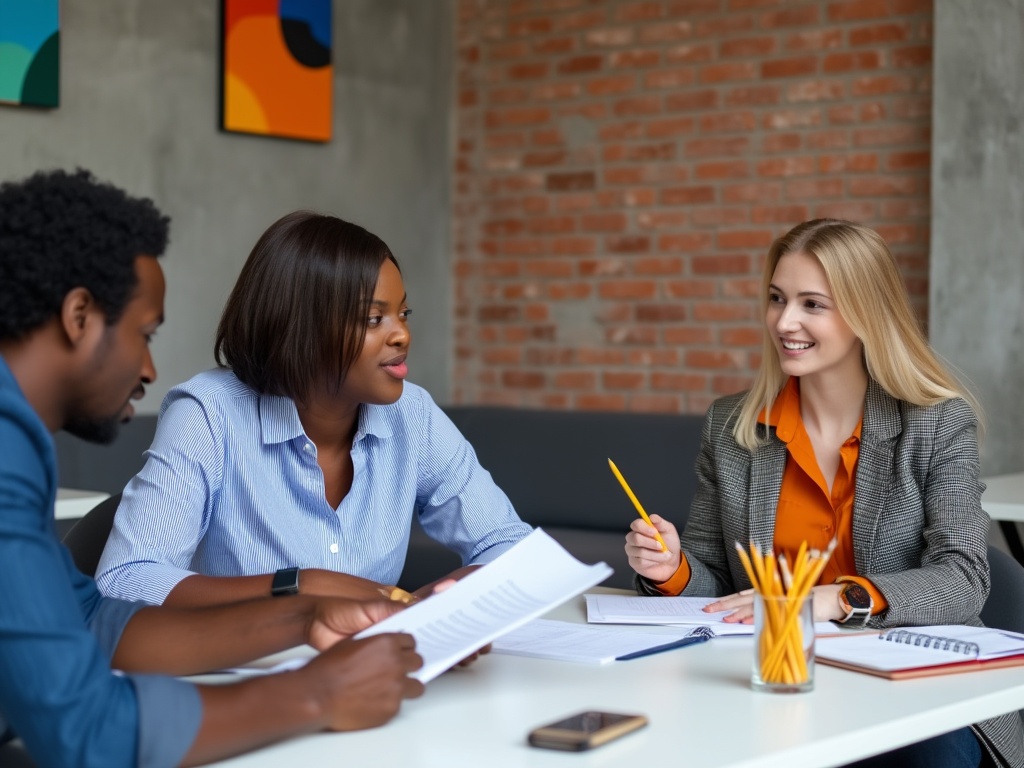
[836,575,888,615]
[652,554,691,596]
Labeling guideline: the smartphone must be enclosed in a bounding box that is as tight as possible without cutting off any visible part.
[527,711,648,751]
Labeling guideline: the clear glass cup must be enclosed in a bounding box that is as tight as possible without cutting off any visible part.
[751,592,814,693]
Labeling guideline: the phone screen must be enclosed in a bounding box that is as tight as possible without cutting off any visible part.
[546,712,636,733]
[528,710,648,751]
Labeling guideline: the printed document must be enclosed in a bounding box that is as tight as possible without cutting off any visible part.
[354,529,613,682]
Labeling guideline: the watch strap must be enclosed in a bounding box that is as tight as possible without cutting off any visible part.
[837,581,872,627]
[271,567,300,597]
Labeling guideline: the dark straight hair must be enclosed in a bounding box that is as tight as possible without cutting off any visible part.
[214,211,398,403]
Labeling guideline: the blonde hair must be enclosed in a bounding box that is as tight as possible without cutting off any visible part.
[733,218,978,451]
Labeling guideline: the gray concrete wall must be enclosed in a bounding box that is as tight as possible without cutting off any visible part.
[932,0,1024,476]
[1,0,454,415]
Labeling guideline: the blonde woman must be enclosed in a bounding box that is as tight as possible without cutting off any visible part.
[625,219,1020,768]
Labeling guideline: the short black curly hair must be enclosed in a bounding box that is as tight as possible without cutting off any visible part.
[0,168,169,341]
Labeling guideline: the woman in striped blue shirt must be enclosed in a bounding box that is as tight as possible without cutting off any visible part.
[96,211,532,607]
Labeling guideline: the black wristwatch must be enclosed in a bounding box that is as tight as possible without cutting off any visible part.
[837,582,872,627]
[271,567,300,597]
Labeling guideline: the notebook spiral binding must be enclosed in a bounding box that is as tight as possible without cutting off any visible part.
[879,629,981,657]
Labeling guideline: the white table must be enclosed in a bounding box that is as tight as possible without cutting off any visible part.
[202,593,1024,768]
[55,487,109,521]
[983,472,1024,563]
[54,488,109,521]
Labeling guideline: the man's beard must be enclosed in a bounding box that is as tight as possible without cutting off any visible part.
[64,412,124,445]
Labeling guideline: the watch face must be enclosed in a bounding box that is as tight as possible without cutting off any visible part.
[843,583,871,610]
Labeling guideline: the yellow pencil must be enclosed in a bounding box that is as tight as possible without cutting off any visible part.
[608,458,667,553]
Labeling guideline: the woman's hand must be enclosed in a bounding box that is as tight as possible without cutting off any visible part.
[705,584,847,624]
[705,589,756,623]
[624,514,682,583]
[411,565,481,602]
[811,584,844,623]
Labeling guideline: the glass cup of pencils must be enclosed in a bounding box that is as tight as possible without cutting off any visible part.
[737,540,834,693]
[752,592,814,693]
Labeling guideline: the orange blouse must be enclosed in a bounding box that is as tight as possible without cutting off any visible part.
[654,377,887,614]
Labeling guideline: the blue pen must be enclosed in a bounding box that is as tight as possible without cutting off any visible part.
[615,626,714,661]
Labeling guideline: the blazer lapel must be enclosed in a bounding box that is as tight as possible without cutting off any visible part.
[852,380,901,572]
[750,427,786,555]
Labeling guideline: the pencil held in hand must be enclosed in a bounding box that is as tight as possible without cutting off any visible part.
[608,458,667,553]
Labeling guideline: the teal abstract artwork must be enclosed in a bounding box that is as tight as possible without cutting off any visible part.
[0,0,59,108]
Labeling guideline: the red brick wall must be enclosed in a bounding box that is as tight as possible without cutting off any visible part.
[452,0,932,411]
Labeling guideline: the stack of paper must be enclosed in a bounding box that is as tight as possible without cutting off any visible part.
[585,594,753,635]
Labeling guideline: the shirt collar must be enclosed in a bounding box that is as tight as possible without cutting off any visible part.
[257,394,395,445]
[358,402,393,441]
[762,377,862,445]
[761,376,799,442]
[258,394,306,445]
[0,354,16,391]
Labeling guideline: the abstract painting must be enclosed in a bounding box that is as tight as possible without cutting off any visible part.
[221,0,332,142]
[0,0,59,108]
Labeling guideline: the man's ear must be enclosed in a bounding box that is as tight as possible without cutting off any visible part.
[60,287,99,346]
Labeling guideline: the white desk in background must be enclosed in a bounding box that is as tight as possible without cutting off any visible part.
[201,590,1024,768]
[54,488,109,521]
[983,472,1024,563]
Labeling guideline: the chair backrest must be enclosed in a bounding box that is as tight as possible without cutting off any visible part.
[981,545,1024,634]
[442,406,704,532]
[0,742,38,767]
[61,492,122,577]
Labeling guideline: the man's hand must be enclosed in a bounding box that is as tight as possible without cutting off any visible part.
[306,598,408,651]
[185,633,424,764]
[303,633,425,731]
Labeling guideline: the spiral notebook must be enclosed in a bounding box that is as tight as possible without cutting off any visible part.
[817,625,1024,680]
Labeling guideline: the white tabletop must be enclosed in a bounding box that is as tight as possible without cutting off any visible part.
[983,472,1024,522]
[54,488,110,521]
[201,592,1024,768]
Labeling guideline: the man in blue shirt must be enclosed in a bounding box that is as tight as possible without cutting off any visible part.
[0,169,425,767]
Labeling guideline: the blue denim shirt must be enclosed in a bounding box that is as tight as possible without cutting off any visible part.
[0,355,201,767]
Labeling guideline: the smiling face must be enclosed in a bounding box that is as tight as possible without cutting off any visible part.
[65,255,165,443]
[765,250,863,384]
[335,258,411,407]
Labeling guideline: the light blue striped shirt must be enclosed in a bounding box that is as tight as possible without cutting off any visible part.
[96,369,532,605]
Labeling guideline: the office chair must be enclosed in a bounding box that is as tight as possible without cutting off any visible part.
[61,492,122,577]
[981,545,1024,634]
[0,741,37,768]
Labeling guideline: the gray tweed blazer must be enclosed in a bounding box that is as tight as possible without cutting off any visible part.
[640,379,1023,766]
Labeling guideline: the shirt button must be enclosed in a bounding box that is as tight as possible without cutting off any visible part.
[304,443,314,454]
[330,543,339,554]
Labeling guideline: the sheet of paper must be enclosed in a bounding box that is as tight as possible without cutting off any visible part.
[223,655,312,677]
[586,594,724,624]
[354,529,613,682]
[491,619,695,664]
